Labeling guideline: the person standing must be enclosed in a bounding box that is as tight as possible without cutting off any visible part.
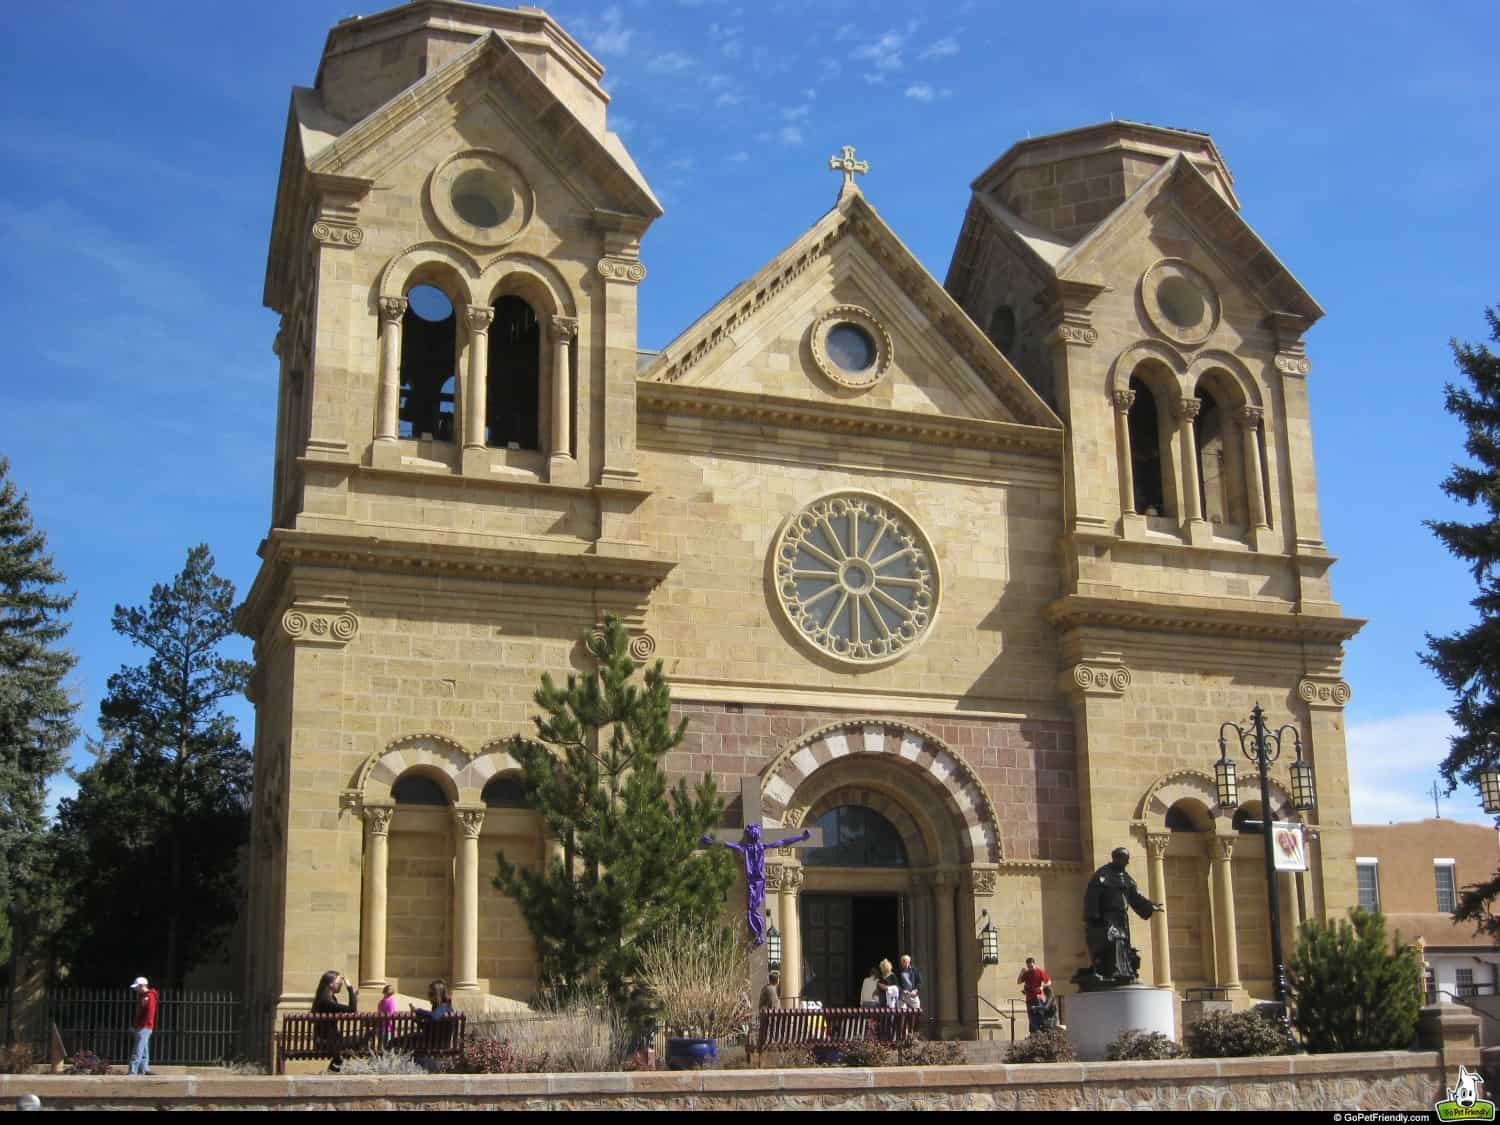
[312,970,359,1072]
[1017,957,1051,1033]
[128,977,157,1075]
[759,971,782,1011]
[895,954,923,1011]
[859,965,883,1008]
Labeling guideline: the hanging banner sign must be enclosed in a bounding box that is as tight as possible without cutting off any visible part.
[1272,822,1308,872]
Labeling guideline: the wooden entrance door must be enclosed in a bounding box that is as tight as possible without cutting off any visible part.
[802,893,905,1007]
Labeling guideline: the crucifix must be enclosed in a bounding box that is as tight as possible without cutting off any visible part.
[700,776,824,945]
[828,144,869,198]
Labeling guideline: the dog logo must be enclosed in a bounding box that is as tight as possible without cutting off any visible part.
[1437,1066,1496,1121]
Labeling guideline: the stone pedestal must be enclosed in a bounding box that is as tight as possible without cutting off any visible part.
[1065,985,1176,1061]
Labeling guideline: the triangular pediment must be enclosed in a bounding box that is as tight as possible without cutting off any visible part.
[641,192,1058,430]
[1055,155,1322,322]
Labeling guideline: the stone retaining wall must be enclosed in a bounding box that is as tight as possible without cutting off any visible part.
[0,1052,1442,1111]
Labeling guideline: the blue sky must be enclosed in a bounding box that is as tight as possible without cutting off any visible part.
[1,0,1495,825]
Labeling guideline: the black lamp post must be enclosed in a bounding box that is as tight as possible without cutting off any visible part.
[766,910,781,972]
[1215,703,1316,1044]
[979,911,999,966]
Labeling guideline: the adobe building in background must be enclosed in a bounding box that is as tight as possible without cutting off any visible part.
[236,0,1364,1052]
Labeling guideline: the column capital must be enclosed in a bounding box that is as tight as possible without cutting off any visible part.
[1211,835,1236,862]
[967,865,999,898]
[1237,404,1265,429]
[552,314,579,338]
[1145,832,1171,859]
[1063,661,1132,698]
[466,305,495,333]
[1174,396,1202,423]
[378,296,408,324]
[597,256,647,284]
[1111,388,1136,413]
[361,803,395,837]
[784,867,805,892]
[1298,677,1352,709]
[454,806,486,839]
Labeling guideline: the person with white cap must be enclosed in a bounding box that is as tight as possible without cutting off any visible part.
[128,976,157,1075]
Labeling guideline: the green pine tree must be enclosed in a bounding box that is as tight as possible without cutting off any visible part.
[51,544,252,987]
[494,615,734,1031]
[0,457,78,967]
[1423,305,1500,934]
[1286,908,1420,1052]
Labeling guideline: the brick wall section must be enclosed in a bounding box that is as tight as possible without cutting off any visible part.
[666,701,1081,863]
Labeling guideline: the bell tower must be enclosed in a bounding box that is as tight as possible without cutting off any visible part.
[239,0,670,1038]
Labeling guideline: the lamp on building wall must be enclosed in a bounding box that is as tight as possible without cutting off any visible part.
[766,910,781,972]
[979,911,1000,966]
[1214,703,1313,1045]
[1479,769,1500,815]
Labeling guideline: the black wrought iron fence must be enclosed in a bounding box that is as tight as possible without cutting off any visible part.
[43,989,241,1066]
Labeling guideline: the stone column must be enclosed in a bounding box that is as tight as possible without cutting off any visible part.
[1175,396,1204,524]
[933,872,960,1037]
[778,867,804,1006]
[1146,832,1173,990]
[375,297,407,444]
[1237,405,1269,529]
[550,316,577,466]
[1209,835,1242,990]
[453,806,485,993]
[1113,388,1137,515]
[1280,869,1303,955]
[464,306,494,451]
[359,804,394,990]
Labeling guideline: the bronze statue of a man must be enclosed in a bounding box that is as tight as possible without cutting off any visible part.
[1076,847,1163,988]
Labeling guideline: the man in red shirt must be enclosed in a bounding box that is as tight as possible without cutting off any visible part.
[1016,957,1051,1033]
[129,977,158,1075]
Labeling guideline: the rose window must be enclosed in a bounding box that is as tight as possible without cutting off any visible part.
[773,493,939,664]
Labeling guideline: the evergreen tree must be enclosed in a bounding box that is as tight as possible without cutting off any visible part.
[1286,908,1421,1052]
[495,615,734,1030]
[0,457,78,966]
[1423,305,1500,934]
[52,544,251,987]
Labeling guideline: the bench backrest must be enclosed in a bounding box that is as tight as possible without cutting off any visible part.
[278,1012,467,1057]
[755,1007,920,1048]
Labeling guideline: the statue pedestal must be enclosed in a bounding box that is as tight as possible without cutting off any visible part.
[1064,985,1175,1061]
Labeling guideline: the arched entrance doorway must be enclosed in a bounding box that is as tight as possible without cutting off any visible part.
[757,720,1002,1038]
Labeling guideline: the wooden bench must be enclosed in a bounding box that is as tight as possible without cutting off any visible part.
[275,1012,467,1074]
[750,1007,921,1066]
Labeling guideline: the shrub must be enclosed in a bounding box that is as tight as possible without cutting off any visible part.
[637,918,752,1043]
[1287,907,1421,1053]
[453,1036,526,1075]
[1006,1028,1077,1064]
[1183,1010,1290,1058]
[473,992,628,1072]
[340,1050,427,1075]
[0,1043,35,1074]
[839,1040,894,1068]
[895,1037,964,1067]
[218,1056,268,1076]
[66,1049,110,1075]
[1106,1029,1182,1061]
[762,1046,817,1069]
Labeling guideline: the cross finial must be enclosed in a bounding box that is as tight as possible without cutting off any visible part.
[828,144,869,198]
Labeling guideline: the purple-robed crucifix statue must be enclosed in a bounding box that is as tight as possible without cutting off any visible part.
[699,776,824,946]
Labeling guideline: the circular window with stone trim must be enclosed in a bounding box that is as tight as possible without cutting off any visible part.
[772,491,940,666]
[429,149,534,248]
[809,305,893,390]
[1141,259,1219,347]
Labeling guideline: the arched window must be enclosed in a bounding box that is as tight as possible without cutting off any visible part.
[398,284,458,442]
[1195,389,1229,526]
[804,806,908,867]
[1127,376,1167,516]
[481,775,529,809]
[487,296,541,450]
[392,772,450,806]
[986,305,1017,357]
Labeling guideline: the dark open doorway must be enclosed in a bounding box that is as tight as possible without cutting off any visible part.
[801,893,902,1007]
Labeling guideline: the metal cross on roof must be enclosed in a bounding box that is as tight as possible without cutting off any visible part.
[828,145,869,196]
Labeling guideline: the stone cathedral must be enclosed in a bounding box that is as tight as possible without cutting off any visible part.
[238,0,1363,1049]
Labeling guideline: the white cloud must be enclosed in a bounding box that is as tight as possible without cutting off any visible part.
[778,126,804,146]
[904,84,935,102]
[834,22,857,40]
[919,37,960,60]
[715,92,743,108]
[586,6,633,57]
[706,73,733,90]
[1346,709,1492,824]
[783,104,810,121]
[853,31,904,72]
[726,150,750,163]
[648,51,697,74]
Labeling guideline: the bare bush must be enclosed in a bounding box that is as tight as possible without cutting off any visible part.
[470,992,628,1072]
[340,1050,427,1075]
[638,918,752,1042]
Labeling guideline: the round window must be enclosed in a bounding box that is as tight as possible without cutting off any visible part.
[772,492,939,665]
[1157,275,1205,329]
[826,322,877,373]
[809,305,892,389]
[450,168,512,229]
[429,149,533,248]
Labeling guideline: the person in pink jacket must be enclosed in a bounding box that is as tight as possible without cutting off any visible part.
[377,983,398,1046]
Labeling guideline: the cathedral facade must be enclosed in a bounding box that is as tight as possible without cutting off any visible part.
[239,0,1363,1050]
